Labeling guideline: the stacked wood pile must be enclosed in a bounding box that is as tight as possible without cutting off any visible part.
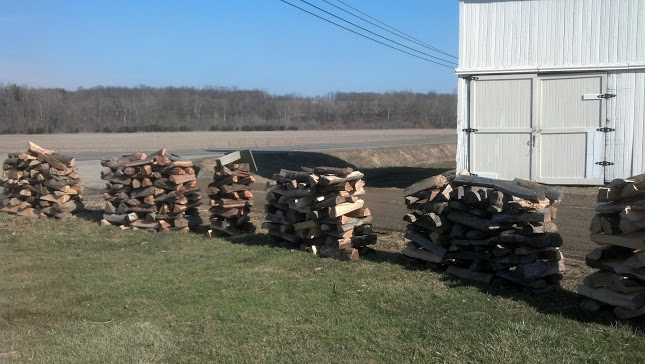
[402,172,565,293]
[263,166,376,261]
[207,159,256,236]
[0,142,84,218]
[578,174,645,319]
[100,149,202,232]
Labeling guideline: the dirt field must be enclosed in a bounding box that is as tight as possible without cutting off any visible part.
[0,129,455,154]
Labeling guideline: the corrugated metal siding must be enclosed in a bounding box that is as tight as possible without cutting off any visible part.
[607,70,645,179]
[458,0,645,71]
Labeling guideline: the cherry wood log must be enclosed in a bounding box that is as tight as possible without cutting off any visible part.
[520,221,559,235]
[293,219,318,230]
[595,199,645,214]
[623,251,645,269]
[404,230,447,257]
[266,186,314,197]
[491,208,554,224]
[28,141,54,155]
[497,260,564,284]
[322,216,373,233]
[210,206,245,219]
[590,231,645,250]
[318,171,364,186]
[345,207,371,218]
[103,212,138,224]
[577,284,645,310]
[401,242,445,263]
[329,200,364,218]
[312,166,353,176]
[403,174,449,197]
[169,173,196,184]
[312,195,346,209]
[447,211,502,232]
[586,257,645,282]
[278,169,312,182]
[453,175,545,201]
[513,178,564,203]
[53,200,84,212]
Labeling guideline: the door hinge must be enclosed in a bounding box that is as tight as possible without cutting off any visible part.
[595,161,614,166]
[462,128,478,133]
[598,93,616,99]
[464,76,479,81]
[596,127,615,133]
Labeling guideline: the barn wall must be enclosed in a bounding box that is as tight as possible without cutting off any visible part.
[458,0,645,73]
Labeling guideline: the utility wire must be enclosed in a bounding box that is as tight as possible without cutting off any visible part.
[279,0,455,68]
[294,0,457,65]
[323,0,458,60]
[334,0,459,59]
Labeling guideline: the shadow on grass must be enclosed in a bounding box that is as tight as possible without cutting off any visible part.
[251,151,453,189]
[210,230,300,251]
[436,271,645,333]
[76,207,103,223]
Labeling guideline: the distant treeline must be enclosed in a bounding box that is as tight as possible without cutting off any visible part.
[0,84,457,134]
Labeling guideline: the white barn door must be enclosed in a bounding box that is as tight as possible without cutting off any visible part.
[468,74,535,180]
[466,73,609,185]
[534,74,607,185]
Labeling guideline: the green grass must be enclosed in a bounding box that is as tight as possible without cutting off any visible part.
[1,215,644,363]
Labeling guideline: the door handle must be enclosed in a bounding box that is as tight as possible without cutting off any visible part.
[527,135,535,148]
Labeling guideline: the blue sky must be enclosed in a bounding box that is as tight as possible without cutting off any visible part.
[0,1,459,96]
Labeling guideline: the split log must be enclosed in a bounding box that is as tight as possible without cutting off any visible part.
[578,284,645,311]
[403,174,449,197]
[401,242,445,263]
[453,175,544,201]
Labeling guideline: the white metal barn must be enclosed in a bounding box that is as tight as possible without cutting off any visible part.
[456,0,645,185]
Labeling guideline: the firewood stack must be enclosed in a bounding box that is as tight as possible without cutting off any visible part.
[207,162,256,236]
[100,149,202,232]
[402,172,565,293]
[262,166,376,261]
[578,174,645,319]
[0,142,85,219]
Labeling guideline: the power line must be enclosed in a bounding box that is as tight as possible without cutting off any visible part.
[323,0,458,60]
[332,0,459,59]
[278,0,455,68]
[294,0,457,66]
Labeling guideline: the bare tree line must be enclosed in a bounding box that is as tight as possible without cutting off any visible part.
[0,84,456,134]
